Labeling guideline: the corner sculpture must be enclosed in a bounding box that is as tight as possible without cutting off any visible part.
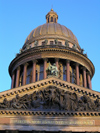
[46,62,59,77]
[0,86,100,111]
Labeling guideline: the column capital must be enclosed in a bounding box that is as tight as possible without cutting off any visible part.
[32,60,38,63]
[17,66,21,70]
[82,66,86,71]
[23,62,29,66]
[43,58,48,61]
[55,58,59,61]
[66,59,70,63]
[76,62,79,66]
[87,71,92,79]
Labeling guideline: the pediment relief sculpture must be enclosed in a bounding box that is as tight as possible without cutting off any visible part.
[0,86,100,111]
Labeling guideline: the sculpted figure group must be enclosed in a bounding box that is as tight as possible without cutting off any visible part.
[0,86,100,111]
[46,62,59,77]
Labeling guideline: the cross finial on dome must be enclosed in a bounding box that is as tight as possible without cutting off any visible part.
[46,9,58,23]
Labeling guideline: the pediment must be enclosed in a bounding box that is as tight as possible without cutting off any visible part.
[0,77,100,112]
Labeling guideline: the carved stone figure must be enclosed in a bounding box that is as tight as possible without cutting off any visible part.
[70,93,78,111]
[81,95,95,111]
[65,40,69,47]
[72,44,77,50]
[45,39,48,45]
[34,40,38,46]
[0,98,10,108]
[0,86,99,111]
[55,39,58,45]
[81,48,84,54]
[46,62,59,77]
[95,99,100,110]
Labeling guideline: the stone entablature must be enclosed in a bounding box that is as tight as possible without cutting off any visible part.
[9,47,94,77]
[0,86,100,111]
[0,116,100,132]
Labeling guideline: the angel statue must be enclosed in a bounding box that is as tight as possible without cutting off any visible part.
[46,62,59,77]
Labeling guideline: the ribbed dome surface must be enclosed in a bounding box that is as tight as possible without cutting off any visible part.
[23,9,80,49]
[24,23,79,48]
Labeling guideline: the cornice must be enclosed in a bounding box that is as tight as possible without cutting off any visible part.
[0,77,100,117]
[0,77,99,101]
[9,46,95,78]
[24,34,80,49]
[0,110,100,117]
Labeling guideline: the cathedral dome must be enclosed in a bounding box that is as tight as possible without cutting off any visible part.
[9,9,95,91]
[23,9,80,50]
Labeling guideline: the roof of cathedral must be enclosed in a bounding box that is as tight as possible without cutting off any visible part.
[23,9,80,49]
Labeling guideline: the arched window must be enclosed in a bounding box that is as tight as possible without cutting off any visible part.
[13,70,17,88]
[54,18,56,23]
[36,70,38,81]
[87,74,89,89]
[51,17,53,22]
[35,63,44,81]
[58,41,62,45]
[50,41,53,45]
[70,65,76,84]
[63,65,66,81]
[26,65,32,84]
[39,64,44,80]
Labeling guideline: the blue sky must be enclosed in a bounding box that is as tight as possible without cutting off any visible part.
[0,0,100,92]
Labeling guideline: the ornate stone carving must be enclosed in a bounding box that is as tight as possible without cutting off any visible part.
[45,39,48,45]
[46,62,59,77]
[72,44,77,50]
[34,40,38,46]
[0,86,99,111]
[65,40,69,47]
[54,39,58,45]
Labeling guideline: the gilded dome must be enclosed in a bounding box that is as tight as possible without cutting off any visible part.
[23,9,80,49]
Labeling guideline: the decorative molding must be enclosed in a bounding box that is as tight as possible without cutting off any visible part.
[0,77,100,101]
[0,110,100,117]
[0,86,100,111]
[9,47,95,78]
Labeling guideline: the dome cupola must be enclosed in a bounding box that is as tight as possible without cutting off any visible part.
[23,9,80,51]
[46,8,58,23]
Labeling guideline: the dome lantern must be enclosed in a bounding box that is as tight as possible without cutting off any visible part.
[46,9,58,23]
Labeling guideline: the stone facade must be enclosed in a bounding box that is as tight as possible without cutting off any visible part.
[0,9,100,133]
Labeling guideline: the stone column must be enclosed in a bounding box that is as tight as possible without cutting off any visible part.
[32,60,37,83]
[23,63,28,85]
[44,58,47,79]
[55,58,59,69]
[66,60,70,82]
[87,73,92,89]
[11,72,15,89]
[83,67,87,88]
[76,63,79,86]
[15,66,20,88]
